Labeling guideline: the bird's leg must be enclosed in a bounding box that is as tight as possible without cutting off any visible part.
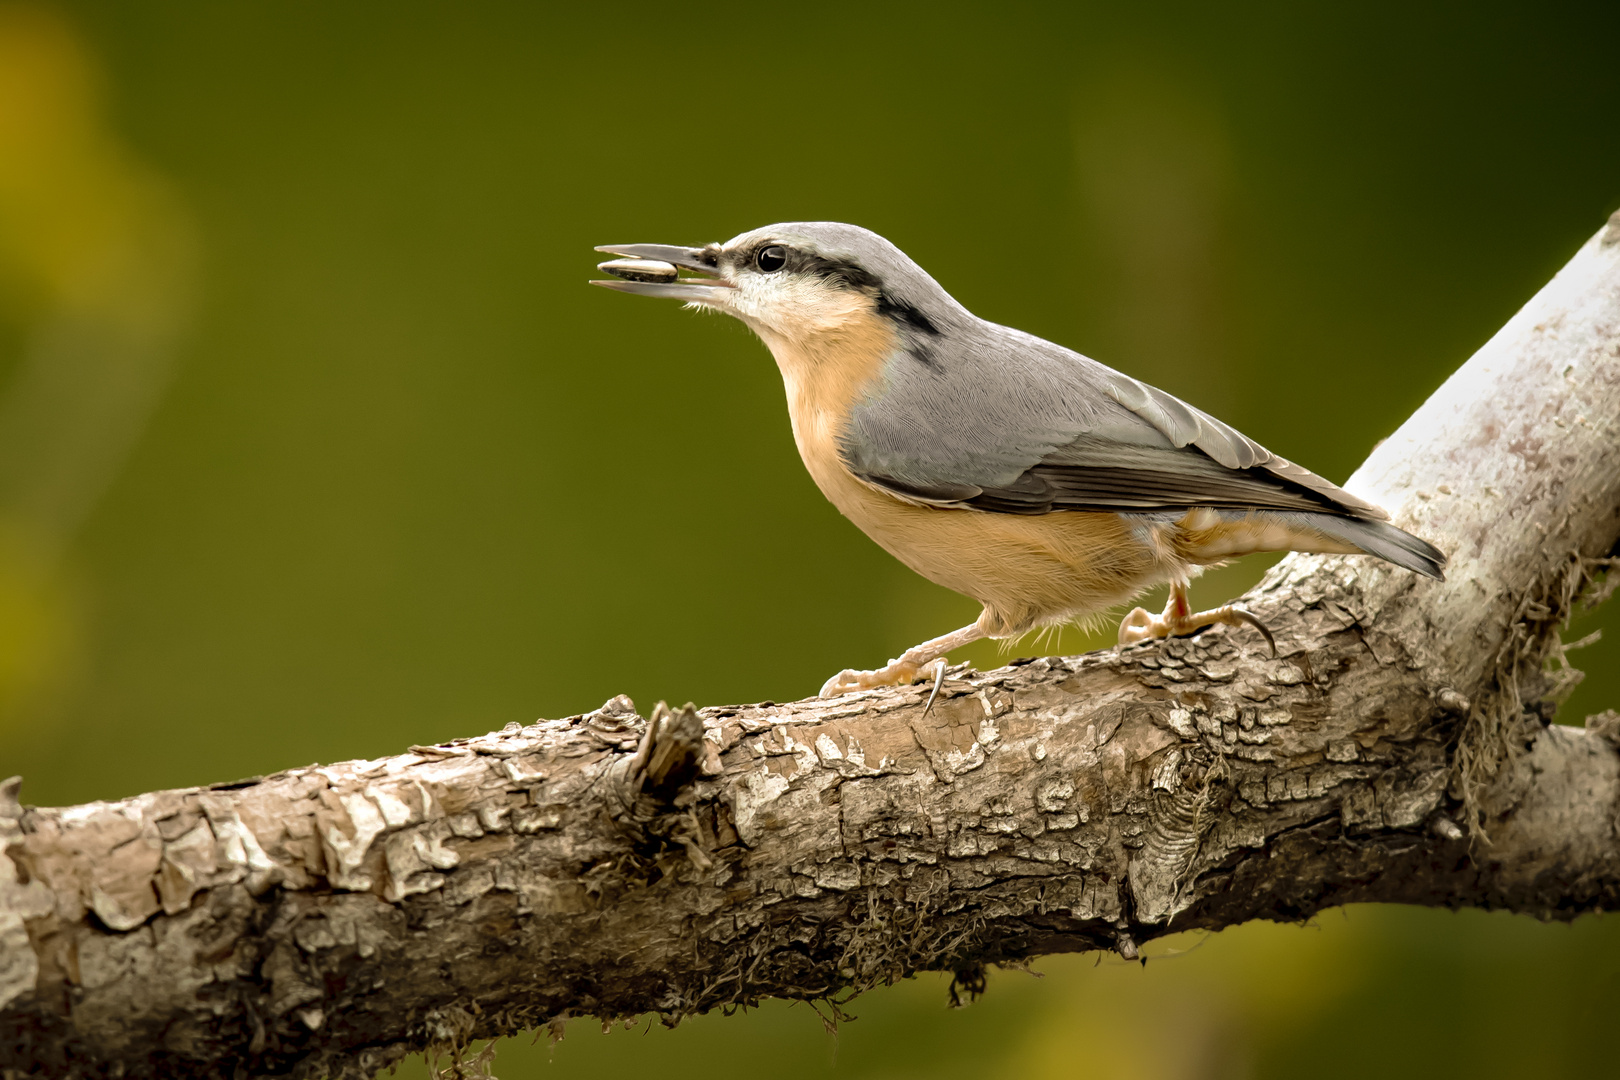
[820,623,986,698]
[1118,582,1277,656]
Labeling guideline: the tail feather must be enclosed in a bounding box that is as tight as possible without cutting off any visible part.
[1296,512,1447,580]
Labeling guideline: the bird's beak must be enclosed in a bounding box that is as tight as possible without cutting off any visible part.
[590,243,735,302]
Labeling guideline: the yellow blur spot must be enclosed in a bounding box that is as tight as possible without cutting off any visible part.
[0,3,193,734]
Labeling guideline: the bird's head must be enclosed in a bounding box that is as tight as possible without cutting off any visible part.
[592,222,962,355]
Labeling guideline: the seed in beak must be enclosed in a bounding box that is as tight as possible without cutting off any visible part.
[597,258,679,284]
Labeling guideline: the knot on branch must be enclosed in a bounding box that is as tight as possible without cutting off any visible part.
[609,701,713,871]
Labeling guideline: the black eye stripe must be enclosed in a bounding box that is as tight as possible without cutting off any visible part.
[756,245,787,273]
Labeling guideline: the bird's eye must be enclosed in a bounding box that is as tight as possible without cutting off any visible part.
[755,245,787,273]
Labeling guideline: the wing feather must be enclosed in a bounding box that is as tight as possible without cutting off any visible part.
[1100,373,1389,520]
[838,323,1389,524]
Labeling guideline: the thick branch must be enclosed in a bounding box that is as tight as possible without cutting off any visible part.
[3,216,1620,1079]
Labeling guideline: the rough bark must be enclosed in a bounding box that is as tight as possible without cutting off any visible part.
[3,215,1620,1079]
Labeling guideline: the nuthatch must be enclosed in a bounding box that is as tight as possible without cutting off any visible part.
[592,223,1444,698]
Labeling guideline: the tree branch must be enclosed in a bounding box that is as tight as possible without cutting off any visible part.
[4,215,1620,1080]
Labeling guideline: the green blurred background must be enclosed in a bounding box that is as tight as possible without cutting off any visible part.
[1,2,1618,1076]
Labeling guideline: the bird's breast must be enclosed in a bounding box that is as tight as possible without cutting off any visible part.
[758,307,900,501]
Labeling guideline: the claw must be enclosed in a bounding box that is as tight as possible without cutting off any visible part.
[1225,605,1277,657]
[922,659,948,717]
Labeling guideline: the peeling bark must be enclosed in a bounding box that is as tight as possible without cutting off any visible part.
[3,216,1620,1079]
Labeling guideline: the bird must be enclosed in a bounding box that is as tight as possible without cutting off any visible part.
[590,222,1444,700]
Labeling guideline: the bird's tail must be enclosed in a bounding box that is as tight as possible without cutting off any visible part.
[1294,512,1447,580]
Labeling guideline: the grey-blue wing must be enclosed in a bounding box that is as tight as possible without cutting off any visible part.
[838,322,1387,522]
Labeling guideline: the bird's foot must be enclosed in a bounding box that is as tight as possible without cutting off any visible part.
[820,656,947,698]
[1118,597,1277,656]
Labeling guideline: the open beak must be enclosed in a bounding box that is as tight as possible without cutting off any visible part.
[590,243,734,302]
